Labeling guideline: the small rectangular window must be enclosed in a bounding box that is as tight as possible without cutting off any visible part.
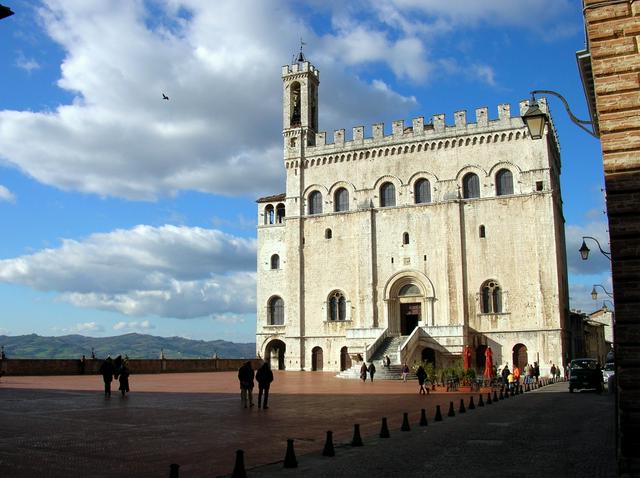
[536,181,543,191]
[391,257,394,264]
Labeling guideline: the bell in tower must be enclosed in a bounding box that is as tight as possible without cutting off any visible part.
[282,47,319,138]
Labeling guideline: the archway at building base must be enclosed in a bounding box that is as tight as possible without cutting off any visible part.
[312,346,323,371]
[340,346,351,371]
[265,339,286,370]
[421,347,436,368]
[512,343,528,371]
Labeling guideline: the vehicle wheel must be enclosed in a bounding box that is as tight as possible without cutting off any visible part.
[569,386,574,393]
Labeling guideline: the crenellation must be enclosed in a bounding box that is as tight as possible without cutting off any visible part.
[432,114,446,133]
[392,120,404,137]
[519,99,530,116]
[412,117,424,135]
[353,126,364,142]
[498,104,511,121]
[455,110,467,128]
[476,107,488,127]
[316,131,326,146]
[282,61,320,79]
[334,129,345,145]
[373,123,384,139]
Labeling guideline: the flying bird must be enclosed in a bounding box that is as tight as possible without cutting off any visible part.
[162,93,169,100]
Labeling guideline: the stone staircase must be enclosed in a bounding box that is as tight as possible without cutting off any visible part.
[336,335,417,380]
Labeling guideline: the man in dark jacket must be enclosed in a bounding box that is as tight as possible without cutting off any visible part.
[256,362,274,409]
[501,364,510,387]
[98,356,114,397]
[368,362,376,382]
[238,361,255,408]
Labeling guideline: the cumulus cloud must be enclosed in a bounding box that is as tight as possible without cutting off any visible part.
[0,185,15,203]
[0,0,420,201]
[54,322,105,334]
[0,224,256,319]
[113,320,154,332]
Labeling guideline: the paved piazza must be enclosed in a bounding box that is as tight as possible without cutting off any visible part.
[0,372,615,477]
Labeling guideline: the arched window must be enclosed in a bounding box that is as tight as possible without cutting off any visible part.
[463,173,480,199]
[270,254,280,270]
[328,291,347,321]
[414,178,431,204]
[380,182,396,207]
[268,296,284,325]
[481,281,502,313]
[399,283,421,296]
[325,228,332,239]
[308,190,322,215]
[496,169,514,196]
[334,188,349,212]
[403,232,410,245]
[290,82,301,127]
[276,203,285,223]
[264,204,275,225]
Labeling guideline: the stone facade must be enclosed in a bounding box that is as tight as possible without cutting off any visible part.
[580,1,640,474]
[256,60,569,377]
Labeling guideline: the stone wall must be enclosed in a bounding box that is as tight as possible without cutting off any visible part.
[0,358,260,376]
[583,0,640,475]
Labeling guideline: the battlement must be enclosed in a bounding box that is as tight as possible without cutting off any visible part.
[306,99,557,154]
[282,61,320,79]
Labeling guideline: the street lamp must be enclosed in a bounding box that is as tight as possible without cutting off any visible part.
[579,236,612,261]
[592,284,614,300]
[522,90,599,139]
[0,4,14,20]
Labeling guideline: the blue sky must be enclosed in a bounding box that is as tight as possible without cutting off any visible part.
[0,0,612,343]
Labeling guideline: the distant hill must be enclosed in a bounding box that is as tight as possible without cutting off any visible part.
[0,333,256,359]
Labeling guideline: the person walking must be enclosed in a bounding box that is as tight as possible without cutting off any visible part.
[256,362,274,409]
[368,362,376,382]
[402,363,410,382]
[513,365,521,386]
[238,361,255,408]
[550,363,557,383]
[416,365,429,395]
[384,355,391,368]
[98,356,114,398]
[118,361,130,398]
[533,361,540,383]
[360,362,368,382]
[501,364,510,387]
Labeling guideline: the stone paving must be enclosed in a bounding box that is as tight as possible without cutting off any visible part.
[0,372,615,477]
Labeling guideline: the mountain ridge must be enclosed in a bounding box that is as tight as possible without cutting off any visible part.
[0,333,256,359]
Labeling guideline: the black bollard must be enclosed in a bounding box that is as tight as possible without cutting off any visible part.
[352,424,363,446]
[486,392,492,405]
[322,431,335,457]
[478,394,485,407]
[468,396,476,410]
[504,388,510,399]
[380,417,391,438]
[459,398,466,414]
[499,389,504,400]
[447,401,455,417]
[231,450,247,478]
[493,390,499,402]
[170,463,180,478]
[420,408,428,426]
[283,439,298,468]
[434,404,443,421]
[401,412,411,431]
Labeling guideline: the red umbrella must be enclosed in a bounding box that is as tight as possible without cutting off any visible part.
[484,346,494,378]
[463,345,471,370]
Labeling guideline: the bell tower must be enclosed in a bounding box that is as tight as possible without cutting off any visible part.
[282,52,319,151]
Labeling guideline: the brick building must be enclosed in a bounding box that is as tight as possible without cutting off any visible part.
[578,0,640,474]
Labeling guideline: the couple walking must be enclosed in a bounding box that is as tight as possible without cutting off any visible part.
[238,361,273,409]
[360,361,376,382]
[98,355,130,398]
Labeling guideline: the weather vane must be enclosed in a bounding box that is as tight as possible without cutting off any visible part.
[296,37,307,63]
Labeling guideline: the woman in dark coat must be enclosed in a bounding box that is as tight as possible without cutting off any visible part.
[416,365,429,395]
[256,362,274,409]
[368,362,376,382]
[98,356,114,397]
[118,363,130,397]
[360,362,368,382]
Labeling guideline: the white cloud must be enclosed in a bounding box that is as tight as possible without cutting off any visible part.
[0,224,256,319]
[0,0,422,201]
[113,320,154,332]
[53,321,105,334]
[471,64,497,86]
[0,185,15,203]
[16,54,41,73]
[212,313,245,324]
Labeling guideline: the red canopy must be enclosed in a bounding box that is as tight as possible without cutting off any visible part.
[463,345,472,370]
